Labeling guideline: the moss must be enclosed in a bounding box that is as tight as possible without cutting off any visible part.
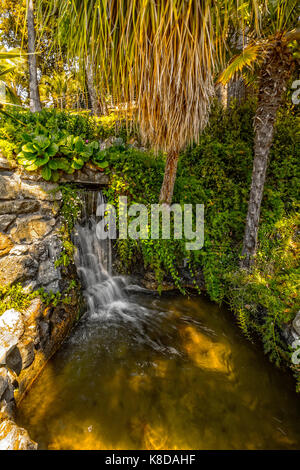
[0,284,39,316]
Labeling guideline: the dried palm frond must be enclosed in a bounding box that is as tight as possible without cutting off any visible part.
[36,0,249,155]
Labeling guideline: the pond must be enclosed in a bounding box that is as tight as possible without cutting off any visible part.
[16,289,300,450]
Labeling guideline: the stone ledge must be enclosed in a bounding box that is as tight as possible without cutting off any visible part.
[0,289,83,449]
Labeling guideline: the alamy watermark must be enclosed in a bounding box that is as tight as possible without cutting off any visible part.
[291,79,300,105]
[292,339,300,365]
[95,197,204,251]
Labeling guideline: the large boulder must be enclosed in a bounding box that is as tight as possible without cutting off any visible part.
[0,420,37,450]
[0,309,24,365]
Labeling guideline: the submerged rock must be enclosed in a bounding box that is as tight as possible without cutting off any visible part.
[0,419,37,450]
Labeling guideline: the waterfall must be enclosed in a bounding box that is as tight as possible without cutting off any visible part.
[71,190,178,355]
[73,190,125,315]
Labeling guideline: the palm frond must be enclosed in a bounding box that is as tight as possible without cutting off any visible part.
[218,44,262,85]
[36,0,247,154]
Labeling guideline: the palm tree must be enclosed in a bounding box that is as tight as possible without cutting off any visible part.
[40,70,83,109]
[85,54,103,116]
[27,0,42,112]
[0,49,24,105]
[219,1,299,269]
[37,0,239,204]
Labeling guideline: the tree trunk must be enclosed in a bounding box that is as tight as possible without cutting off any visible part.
[159,151,179,205]
[216,83,228,108]
[240,41,292,269]
[27,0,42,112]
[85,55,102,116]
[227,77,246,105]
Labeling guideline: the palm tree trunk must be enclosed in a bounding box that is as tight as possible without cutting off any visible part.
[85,55,102,116]
[240,41,292,269]
[159,151,179,205]
[27,0,42,112]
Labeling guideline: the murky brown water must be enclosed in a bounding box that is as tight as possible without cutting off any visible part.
[17,292,300,450]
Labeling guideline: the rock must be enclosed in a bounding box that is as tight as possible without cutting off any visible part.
[40,200,61,217]
[38,320,50,345]
[42,280,60,293]
[0,368,10,400]
[0,255,38,286]
[13,339,35,370]
[0,233,14,256]
[1,377,15,403]
[0,156,17,170]
[0,174,20,200]
[9,245,29,256]
[38,259,61,287]
[6,347,22,375]
[0,420,37,450]
[20,180,62,201]
[0,215,16,232]
[0,200,40,215]
[0,309,24,365]
[22,298,43,326]
[10,216,56,244]
[0,400,15,420]
[293,311,300,336]
[59,169,109,185]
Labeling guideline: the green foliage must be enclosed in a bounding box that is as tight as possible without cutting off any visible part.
[15,129,109,182]
[17,134,59,180]
[38,280,78,307]
[54,185,82,269]
[0,284,38,315]
[0,107,130,181]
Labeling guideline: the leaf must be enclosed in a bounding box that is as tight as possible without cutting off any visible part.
[33,135,50,149]
[71,157,84,169]
[74,136,84,152]
[17,151,36,161]
[47,142,59,157]
[80,149,93,161]
[218,45,262,85]
[35,156,50,167]
[24,163,39,171]
[41,165,52,181]
[90,141,99,150]
[22,143,36,154]
[18,157,37,167]
[93,160,109,169]
[55,157,71,171]
[48,160,59,170]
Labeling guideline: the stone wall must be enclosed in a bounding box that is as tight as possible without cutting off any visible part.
[0,155,108,449]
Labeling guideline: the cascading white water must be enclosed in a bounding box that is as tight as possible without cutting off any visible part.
[71,190,180,353]
[73,190,126,315]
